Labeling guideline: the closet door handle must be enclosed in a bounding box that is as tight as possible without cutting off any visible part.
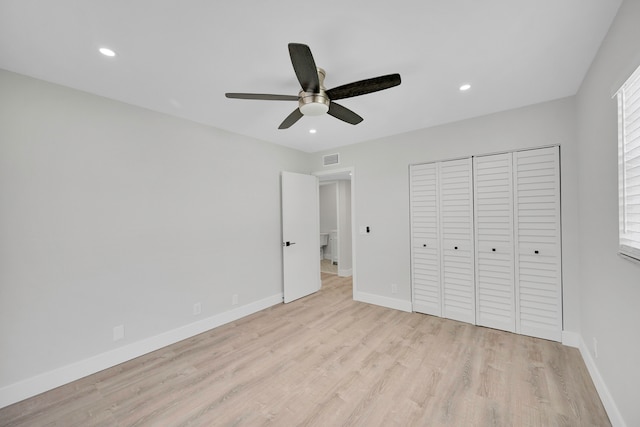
[454,246,458,250]
[492,248,496,252]
[423,244,427,247]
[534,250,539,254]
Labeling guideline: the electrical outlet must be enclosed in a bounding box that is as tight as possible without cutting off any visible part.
[113,324,125,342]
[593,337,599,359]
[232,294,238,305]
[391,283,398,294]
[193,302,202,316]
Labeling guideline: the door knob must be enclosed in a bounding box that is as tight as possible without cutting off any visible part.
[534,250,539,254]
[282,241,296,247]
[492,248,496,252]
[423,244,427,247]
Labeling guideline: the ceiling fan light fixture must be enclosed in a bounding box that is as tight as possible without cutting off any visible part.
[300,102,329,116]
[299,91,330,116]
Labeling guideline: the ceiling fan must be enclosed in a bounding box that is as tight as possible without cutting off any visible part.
[225,43,401,129]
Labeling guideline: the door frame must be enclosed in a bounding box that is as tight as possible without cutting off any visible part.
[313,167,357,300]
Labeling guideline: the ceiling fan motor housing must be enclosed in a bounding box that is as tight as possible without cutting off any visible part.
[299,67,330,116]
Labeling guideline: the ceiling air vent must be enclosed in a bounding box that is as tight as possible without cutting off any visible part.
[323,153,340,166]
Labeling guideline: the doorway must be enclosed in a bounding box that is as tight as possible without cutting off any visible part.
[319,182,340,274]
[314,168,356,298]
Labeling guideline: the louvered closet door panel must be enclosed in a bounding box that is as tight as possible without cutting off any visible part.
[410,163,441,316]
[514,146,562,342]
[439,158,475,324]
[474,153,515,332]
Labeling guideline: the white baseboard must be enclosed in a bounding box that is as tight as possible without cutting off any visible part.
[354,291,412,312]
[563,330,626,426]
[561,330,581,348]
[338,268,352,277]
[574,335,627,427]
[0,293,283,409]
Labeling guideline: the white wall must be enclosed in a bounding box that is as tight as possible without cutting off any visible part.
[0,69,311,405]
[319,183,338,234]
[311,96,581,329]
[575,0,640,425]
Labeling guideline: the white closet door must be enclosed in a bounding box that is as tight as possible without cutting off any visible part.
[439,158,475,324]
[474,153,516,332]
[410,163,441,316]
[514,147,562,342]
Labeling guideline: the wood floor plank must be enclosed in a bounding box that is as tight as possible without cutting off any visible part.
[0,273,610,426]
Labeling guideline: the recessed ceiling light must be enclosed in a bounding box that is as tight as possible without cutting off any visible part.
[459,84,471,91]
[99,47,116,57]
[309,129,317,134]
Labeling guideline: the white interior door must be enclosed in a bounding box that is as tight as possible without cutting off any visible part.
[410,163,442,316]
[439,158,476,324]
[282,171,321,303]
[474,153,515,333]
[513,147,562,342]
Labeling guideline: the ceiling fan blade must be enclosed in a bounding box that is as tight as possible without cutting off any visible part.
[288,43,320,93]
[326,74,401,101]
[278,108,304,129]
[225,93,298,101]
[327,102,363,125]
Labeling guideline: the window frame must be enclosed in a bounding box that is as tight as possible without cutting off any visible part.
[617,63,640,263]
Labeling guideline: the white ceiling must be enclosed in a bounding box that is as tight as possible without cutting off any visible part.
[0,0,622,153]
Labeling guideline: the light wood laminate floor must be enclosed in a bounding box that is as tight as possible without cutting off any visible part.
[1,274,610,426]
[320,259,337,274]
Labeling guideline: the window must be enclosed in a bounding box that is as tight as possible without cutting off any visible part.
[617,64,640,262]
